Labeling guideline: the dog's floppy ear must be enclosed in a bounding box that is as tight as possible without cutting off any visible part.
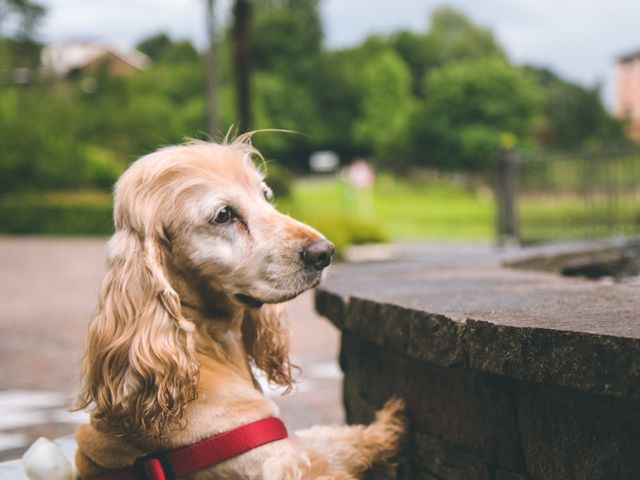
[242,304,295,389]
[76,229,198,439]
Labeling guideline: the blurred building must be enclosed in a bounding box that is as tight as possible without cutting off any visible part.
[616,48,640,141]
[41,42,150,80]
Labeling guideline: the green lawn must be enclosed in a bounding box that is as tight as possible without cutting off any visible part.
[279,176,494,241]
[282,176,640,245]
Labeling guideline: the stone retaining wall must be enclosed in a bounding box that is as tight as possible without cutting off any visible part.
[315,244,640,480]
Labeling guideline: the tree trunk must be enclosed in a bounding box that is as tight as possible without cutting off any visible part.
[205,0,219,137]
[232,0,253,133]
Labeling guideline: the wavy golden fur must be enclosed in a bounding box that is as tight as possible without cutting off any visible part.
[74,136,405,479]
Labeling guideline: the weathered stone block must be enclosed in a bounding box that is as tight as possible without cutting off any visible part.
[517,392,640,480]
[493,468,529,480]
[464,320,640,400]
[342,334,521,471]
[413,432,492,480]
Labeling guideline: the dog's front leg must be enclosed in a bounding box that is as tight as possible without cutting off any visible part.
[294,398,406,478]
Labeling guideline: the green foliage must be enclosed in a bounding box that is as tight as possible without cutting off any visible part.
[77,61,207,155]
[241,0,325,167]
[304,49,368,159]
[0,34,211,194]
[161,40,200,64]
[252,72,316,142]
[524,66,627,148]
[0,0,630,217]
[248,73,319,170]
[136,33,199,64]
[0,36,41,73]
[83,146,123,189]
[381,7,506,99]
[0,87,87,192]
[252,0,322,81]
[388,30,432,97]
[424,6,506,68]
[352,49,414,165]
[408,58,544,170]
[264,162,294,198]
[135,33,172,62]
[0,0,46,41]
[0,191,113,234]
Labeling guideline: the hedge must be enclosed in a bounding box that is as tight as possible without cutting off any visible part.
[0,197,114,235]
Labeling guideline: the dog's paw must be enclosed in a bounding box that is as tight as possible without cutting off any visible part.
[376,398,405,420]
[366,397,407,465]
[375,398,406,438]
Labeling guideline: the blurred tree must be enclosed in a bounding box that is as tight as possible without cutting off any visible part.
[76,57,208,159]
[252,0,322,81]
[248,0,323,167]
[352,49,413,164]
[0,0,45,78]
[408,58,543,171]
[232,0,253,132]
[137,34,199,64]
[306,49,366,160]
[0,88,85,192]
[388,30,430,97]
[524,66,627,148]
[162,39,200,64]
[136,33,172,62]
[424,6,505,67]
[387,7,505,98]
[0,0,628,196]
[0,0,45,41]
[251,70,317,163]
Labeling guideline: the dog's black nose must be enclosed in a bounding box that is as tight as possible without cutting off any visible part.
[301,239,335,270]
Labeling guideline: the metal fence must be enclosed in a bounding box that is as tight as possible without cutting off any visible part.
[495,146,640,244]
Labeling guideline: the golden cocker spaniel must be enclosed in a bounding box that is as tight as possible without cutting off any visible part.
[73,136,405,479]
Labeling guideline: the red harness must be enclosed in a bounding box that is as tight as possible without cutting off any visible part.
[87,417,288,480]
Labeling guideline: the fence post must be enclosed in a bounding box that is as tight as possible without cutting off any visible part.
[496,148,519,247]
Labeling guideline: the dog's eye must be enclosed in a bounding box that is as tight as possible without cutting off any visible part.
[263,187,273,202]
[212,206,233,224]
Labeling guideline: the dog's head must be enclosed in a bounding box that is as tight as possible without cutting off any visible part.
[77,137,333,439]
[115,138,333,308]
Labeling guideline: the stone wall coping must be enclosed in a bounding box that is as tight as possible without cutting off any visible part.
[315,243,640,401]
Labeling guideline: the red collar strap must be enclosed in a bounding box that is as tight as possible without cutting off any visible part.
[86,417,288,480]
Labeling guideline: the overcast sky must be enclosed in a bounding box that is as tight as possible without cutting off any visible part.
[35,0,640,109]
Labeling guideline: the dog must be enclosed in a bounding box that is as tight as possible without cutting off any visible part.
[72,136,405,479]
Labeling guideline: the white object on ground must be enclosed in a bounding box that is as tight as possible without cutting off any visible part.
[22,437,75,480]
